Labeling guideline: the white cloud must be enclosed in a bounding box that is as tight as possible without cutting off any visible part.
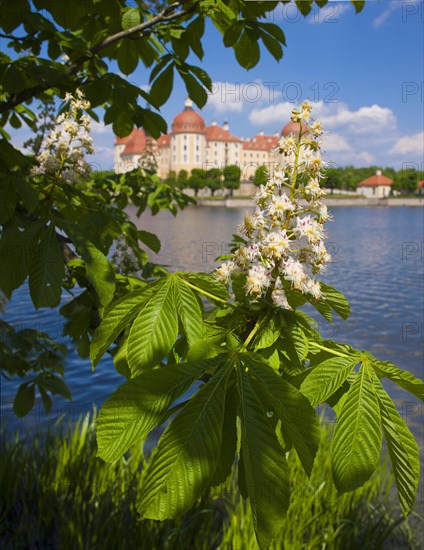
[207,81,282,114]
[352,151,375,165]
[321,133,351,153]
[249,101,397,137]
[207,82,244,114]
[248,100,398,166]
[91,121,111,134]
[388,132,424,156]
[248,102,293,127]
[317,103,397,135]
[373,1,401,28]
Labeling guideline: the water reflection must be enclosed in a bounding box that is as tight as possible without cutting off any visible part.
[2,205,423,439]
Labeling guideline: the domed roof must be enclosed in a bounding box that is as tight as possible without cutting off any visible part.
[281,121,309,137]
[172,98,206,134]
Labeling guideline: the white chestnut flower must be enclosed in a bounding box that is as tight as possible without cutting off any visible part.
[245,265,272,296]
[262,230,290,260]
[214,261,237,284]
[294,215,325,244]
[268,193,296,219]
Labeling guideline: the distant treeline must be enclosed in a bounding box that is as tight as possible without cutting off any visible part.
[321,165,423,193]
[93,165,423,195]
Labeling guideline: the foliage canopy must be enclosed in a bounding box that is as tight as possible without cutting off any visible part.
[2,3,421,549]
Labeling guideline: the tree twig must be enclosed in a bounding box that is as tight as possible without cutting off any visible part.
[0,2,192,114]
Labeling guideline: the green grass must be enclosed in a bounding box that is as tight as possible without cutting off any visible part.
[0,416,418,549]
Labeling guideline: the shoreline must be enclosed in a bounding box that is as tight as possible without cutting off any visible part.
[194,197,424,208]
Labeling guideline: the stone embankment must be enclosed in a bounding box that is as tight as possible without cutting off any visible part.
[196,197,423,208]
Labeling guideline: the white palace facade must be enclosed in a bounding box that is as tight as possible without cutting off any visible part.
[114,99,294,181]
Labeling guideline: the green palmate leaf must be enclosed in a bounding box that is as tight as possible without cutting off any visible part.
[296,0,313,16]
[282,279,308,309]
[253,314,280,351]
[138,229,161,253]
[81,243,116,308]
[121,7,140,30]
[320,282,350,320]
[326,375,355,416]
[234,31,260,70]
[39,385,52,413]
[112,112,134,138]
[186,340,224,362]
[0,220,40,296]
[372,375,420,515]
[127,278,178,375]
[332,362,382,493]
[223,20,243,47]
[179,70,207,109]
[371,358,424,402]
[171,34,189,60]
[245,355,320,477]
[260,31,283,61]
[148,53,172,83]
[117,40,139,75]
[137,357,232,519]
[310,295,333,322]
[13,383,35,417]
[29,227,64,308]
[97,358,216,463]
[237,368,290,549]
[300,355,360,406]
[184,272,229,303]
[187,14,205,40]
[352,0,365,13]
[149,62,174,108]
[211,379,238,486]
[0,179,17,223]
[16,179,39,213]
[292,310,322,341]
[139,108,167,138]
[286,322,309,361]
[112,332,131,379]
[39,375,72,400]
[90,284,153,369]
[174,277,204,346]
[260,22,287,46]
[187,64,213,92]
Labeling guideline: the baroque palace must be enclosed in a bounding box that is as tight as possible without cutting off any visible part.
[114,99,297,180]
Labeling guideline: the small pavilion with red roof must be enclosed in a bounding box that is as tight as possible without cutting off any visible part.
[357,170,393,198]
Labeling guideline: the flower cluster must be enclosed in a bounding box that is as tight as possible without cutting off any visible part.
[214,101,332,308]
[31,89,93,182]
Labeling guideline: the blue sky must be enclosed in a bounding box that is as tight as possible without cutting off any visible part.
[9,0,424,171]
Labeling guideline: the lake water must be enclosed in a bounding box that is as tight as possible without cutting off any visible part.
[1,205,423,440]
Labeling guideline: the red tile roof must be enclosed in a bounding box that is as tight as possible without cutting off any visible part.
[172,107,206,134]
[357,173,393,187]
[157,134,171,147]
[205,124,242,143]
[115,128,138,145]
[242,134,278,151]
[281,121,309,137]
[121,128,148,156]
